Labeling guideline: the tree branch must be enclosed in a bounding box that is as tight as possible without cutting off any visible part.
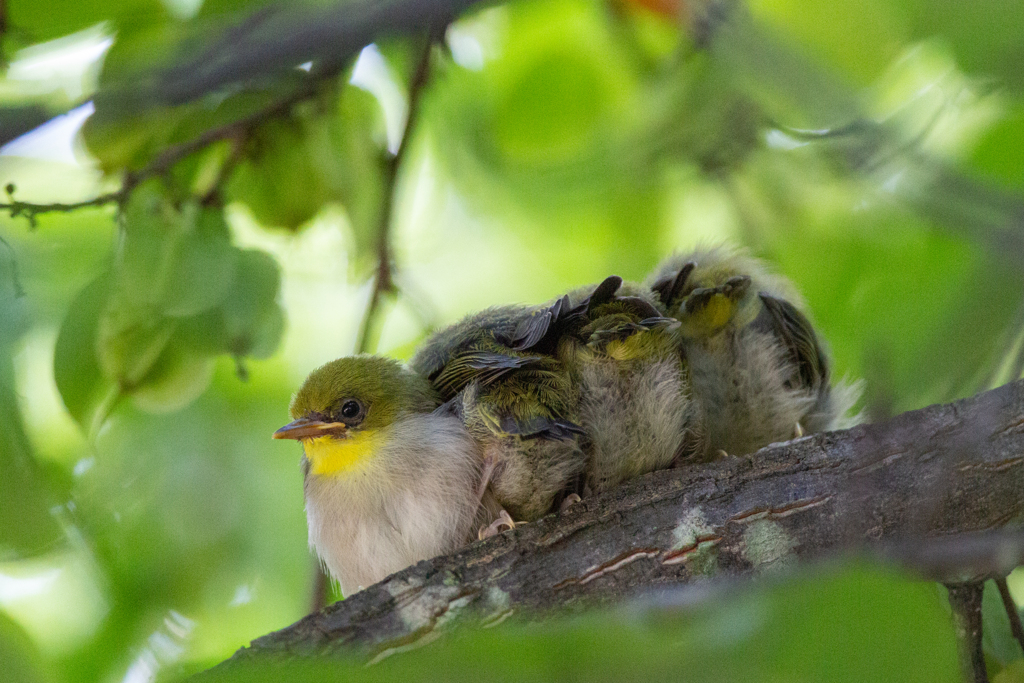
[153,0,480,107]
[199,378,1024,673]
[0,185,121,228]
[0,80,321,226]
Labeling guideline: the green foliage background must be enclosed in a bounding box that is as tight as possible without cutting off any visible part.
[1,0,1024,680]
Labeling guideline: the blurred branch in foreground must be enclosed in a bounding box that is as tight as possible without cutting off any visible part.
[196,377,1024,674]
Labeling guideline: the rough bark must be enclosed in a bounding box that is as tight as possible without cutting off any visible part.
[203,379,1024,672]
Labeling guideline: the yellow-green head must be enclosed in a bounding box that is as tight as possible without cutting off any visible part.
[273,356,439,477]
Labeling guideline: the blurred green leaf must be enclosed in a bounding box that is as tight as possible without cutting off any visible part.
[130,335,217,413]
[53,274,117,428]
[902,0,1024,93]
[770,212,1023,412]
[983,581,1024,670]
[161,206,238,317]
[996,660,1024,683]
[52,188,268,425]
[0,397,65,558]
[0,613,51,683]
[81,102,188,174]
[85,69,307,174]
[94,187,239,391]
[227,116,332,231]
[0,255,63,558]
[324,85,387,276]
[971,105,1024,191]
[217,249,284,359]
[113,182,178,302]
[96,301,177,389]
[196,0,278,17]
[748,0,908,86]
[97,186,176,389]
[494,50,608,165]
[7,0,166,43]
[226,85,386,237]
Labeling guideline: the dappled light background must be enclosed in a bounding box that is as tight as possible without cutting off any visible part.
[2,0,1024,681]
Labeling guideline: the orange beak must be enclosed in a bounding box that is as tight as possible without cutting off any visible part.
[272,417,347,440]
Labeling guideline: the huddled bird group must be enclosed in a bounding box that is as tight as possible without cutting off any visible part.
[273,245,859,596]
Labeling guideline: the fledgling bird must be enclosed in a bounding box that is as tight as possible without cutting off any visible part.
[646,245,858,458]
[410,300,589,530]
[412,274,705,517]
[553,278,705,493]
[273,356,494,596]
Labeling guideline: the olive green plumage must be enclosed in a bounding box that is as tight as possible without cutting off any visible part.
[290,355,439,427]
[411,303,586,521]
[279,356,487,595]
[646,245,858,458]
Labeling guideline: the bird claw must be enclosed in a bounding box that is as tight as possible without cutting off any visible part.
[722,275,752,300]
[684,276,751,312]
[478,509,516,540]
[586,322,646,349]
[585,317,679,353]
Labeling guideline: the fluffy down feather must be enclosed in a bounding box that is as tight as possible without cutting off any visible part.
[647,245,860,458]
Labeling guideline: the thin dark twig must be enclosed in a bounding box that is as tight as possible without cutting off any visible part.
[0,190,121,228]
[354,33,436,355]
[995,577,1024,657]
[200,129,250,206]
[945,582,989,683]
[130,83,316,185]
[1,80,321,225]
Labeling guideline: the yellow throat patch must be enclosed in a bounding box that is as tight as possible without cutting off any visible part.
[303,430,383,477]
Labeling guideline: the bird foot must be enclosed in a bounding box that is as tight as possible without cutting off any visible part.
[794,422,805,438]
[478,509,516,540]
[716,449,729,459]
[559,493,582,512]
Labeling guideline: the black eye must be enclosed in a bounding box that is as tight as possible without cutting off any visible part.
[340,400,361,419]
